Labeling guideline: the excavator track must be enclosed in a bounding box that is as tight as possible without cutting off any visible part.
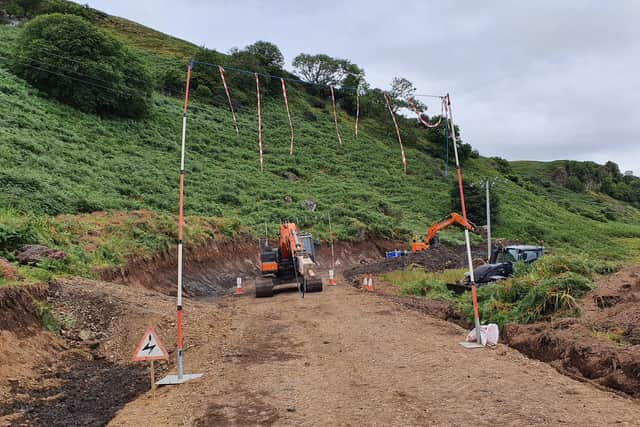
[255,278,274,298]
[304,273,323,293]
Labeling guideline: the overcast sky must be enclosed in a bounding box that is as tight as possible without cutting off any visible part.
[82,1,639,174]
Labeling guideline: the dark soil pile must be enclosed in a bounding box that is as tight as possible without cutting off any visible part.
[343,244,486,283]
[1,353,148,427]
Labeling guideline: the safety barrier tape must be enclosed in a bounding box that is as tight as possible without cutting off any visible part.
[407,97,443,128]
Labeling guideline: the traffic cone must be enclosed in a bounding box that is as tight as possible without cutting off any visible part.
[328,269,336,286]
[361,275,368,290]
[366,275,374,292]
[235,277,244,295]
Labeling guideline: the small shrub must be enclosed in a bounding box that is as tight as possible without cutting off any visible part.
[302,110,317,122]
[0,210,46,253]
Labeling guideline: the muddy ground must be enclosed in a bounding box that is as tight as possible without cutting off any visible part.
[109,282,640,426]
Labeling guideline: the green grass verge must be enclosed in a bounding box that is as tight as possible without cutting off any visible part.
[385,253,624,329]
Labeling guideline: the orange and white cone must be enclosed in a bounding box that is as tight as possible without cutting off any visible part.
[366,275,374,292]
[362,275,368,290]
[235,277,244,295]
[328,269,336,286]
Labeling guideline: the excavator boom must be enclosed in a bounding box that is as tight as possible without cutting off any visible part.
[411,212,475,253]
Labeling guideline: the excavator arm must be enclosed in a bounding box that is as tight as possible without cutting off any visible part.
[412,212,475,253]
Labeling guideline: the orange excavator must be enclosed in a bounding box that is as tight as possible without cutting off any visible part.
[411,212,476,253]
[256,223,323,297]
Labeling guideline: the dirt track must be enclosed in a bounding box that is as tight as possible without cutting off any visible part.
[107,282,640,426]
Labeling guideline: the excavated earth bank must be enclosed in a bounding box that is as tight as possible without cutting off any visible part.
[504,266,640,397]
[101,237,401,297]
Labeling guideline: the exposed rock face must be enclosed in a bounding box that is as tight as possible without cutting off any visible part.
[15,245,65,265]
[283,172,299,181]
[302,199,317,212]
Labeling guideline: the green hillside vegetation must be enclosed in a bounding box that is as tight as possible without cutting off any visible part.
[1,4,639,286]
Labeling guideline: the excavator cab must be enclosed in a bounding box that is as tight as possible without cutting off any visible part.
[298,232,317,262]
[469,245,544,286]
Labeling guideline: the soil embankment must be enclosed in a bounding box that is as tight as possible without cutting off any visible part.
[0,284,48,336]
[504,266,640,396]
[0,280,174,426]
[102,237,401,297]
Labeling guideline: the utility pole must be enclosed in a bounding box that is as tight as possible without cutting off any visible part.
[486,179,491,261]
[446,93,481,345]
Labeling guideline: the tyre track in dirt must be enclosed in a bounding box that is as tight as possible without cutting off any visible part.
[110,281,640,426]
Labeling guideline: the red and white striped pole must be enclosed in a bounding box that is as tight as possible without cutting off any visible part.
[175,61,193,379]
[218,65,239,136]
[330,85,343,145]
[355,89,360,139]
[158,60,203,385]
[280,78,294,155]
[446,93,481,345]
[383,92,407,174]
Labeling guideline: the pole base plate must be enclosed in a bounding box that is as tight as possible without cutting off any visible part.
[459,341,485,349]
[156,373,203,385]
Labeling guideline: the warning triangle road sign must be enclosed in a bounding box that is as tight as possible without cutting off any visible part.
[132,327,169,361]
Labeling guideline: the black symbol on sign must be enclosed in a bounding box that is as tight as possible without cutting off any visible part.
[142,334,156,354]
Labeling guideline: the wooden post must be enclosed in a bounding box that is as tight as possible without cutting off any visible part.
[150,360,156,400]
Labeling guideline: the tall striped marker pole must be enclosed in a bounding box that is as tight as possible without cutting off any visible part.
[383,92,407,174]
[446,93,482,345]
[158,60,203,385]
[280,78,295,155]
[330,85,343,145]
[355,89,360,139]
[176,61,192,378]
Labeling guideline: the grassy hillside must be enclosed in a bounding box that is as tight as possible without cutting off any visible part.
[1,14,639,283]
